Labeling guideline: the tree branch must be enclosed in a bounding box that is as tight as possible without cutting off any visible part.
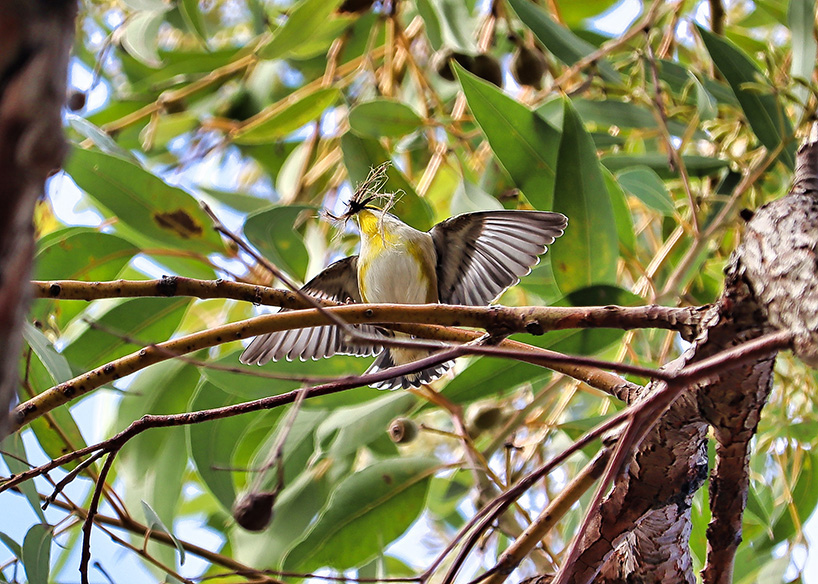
[32,277,706,337]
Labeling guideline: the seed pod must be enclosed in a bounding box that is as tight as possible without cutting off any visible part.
[67,90,87,112]
[472,53,503,87]
[219,89,258,121]
[433,50,474,82]
[511,45,546,89]
[388,417,419,444]
[232,491,276,532]
[466,404,506,437]
[338,0,375,13]
[161,97,187,114]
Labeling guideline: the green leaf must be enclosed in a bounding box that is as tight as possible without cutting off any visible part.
[442,358,546,404]
[1,435,47,523]
[199,188,272,214]
[283,457,438,571]
[22,524,51,584]
[602,168,635,254]
[62,297,190,372]
[233,88,340,144]
[697,25,796,169]
[32,228,138,326]
[340,133,434,230]
[178,0,209,43]
[601,153,729,178]
[554,0,621,26]
[65,147,225,254]
[457,65,560,209]
[656,59,737,105]
[692,75,718,121]
[20,327,88,469]
[616,166,675,215]
[257,0,344,59]
[248,407,328,490]
[121,10,167,67]
[788,0,817,111]
[315,392,415,459]
[115,361,200,568]
[66,114,137,161]
[23,324,73,384]
[415,0,477,52]
[570,98,701,139]
[244,205,313,281]
[551,100,618,292]
[142,500,186,564]
[349,99,423,139]
[507,0,620,83]
[0,532,22,560]
[290,15,356,59]
[188,382,245,510]
[35,228,137,282]
[450,180,503,215]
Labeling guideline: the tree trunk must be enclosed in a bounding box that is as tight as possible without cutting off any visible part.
[563,137,818,582]
[0,0,76,438]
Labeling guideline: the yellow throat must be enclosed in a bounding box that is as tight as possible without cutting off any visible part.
[354,208,438,305]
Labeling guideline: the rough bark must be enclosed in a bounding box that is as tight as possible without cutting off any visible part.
[0,0,76,438]
[560,139,818,582]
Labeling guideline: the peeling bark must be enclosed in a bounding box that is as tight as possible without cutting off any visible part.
[0,0,76,438]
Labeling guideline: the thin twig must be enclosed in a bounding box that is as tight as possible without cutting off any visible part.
[80,449,118,584]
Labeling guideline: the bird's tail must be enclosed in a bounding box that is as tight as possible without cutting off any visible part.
[364,346,454,390]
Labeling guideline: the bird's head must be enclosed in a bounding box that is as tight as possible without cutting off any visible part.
[328,162,394,224]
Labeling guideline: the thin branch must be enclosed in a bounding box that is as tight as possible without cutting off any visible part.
[644,36,699,234]
[16,289,704,430]
[80,449,118,584]
[433,330,791,584]
[40,492,274,580]
[2,347,470,493]
[43,449,105,510]
[481,450,610,584]
[552,331,791,583]
[549,0,665,91]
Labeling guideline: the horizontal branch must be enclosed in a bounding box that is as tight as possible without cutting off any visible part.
[32,277,706,337]
[11,303,641,432]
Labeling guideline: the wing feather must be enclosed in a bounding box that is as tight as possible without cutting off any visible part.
[431,211,567,306]
[240,256,382,365]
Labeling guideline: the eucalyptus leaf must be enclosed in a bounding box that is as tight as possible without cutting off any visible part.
[283,457,438,571]
[507,0,620,83]
[65,147,225,254]
[142,500,186,564]
[698,25,796,169]
[121,10,167,67]
[233,88,340,144]
[616,166,675,215]
[348,99,423,139]
[457,65,560,209]
[551,100,618,292]
[258,0,344,59]
[21,524,51,584]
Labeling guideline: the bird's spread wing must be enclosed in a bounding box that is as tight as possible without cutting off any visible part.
[240,256,382,365]
[430,210,567,306]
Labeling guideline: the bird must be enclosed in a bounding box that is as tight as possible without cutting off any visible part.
[240,174,567,389]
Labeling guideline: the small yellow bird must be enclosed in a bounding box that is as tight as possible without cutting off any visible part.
[240,187,567,389]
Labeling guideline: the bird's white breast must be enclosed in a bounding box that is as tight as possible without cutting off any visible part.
[357,212,438,305]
